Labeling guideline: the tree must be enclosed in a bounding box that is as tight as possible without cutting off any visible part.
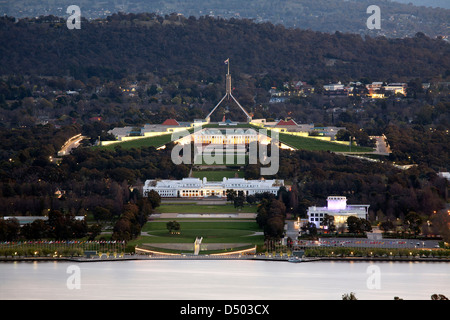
[321,214,336,233]
[347,216,362,234]
[431,210,450,243]
[256,196,286,240]
[93,206,112,222]
[21,219,50,240]
[256,204,269,229]
[226,189,236,202]
[360,218,372,233]
[431,294,448,300]
[88,224,102,241]
[301,222,317,237]
[147,190,161,209]
[403,212,423,236]
[112,218,132,241]
[347,217,372,234]
[234,191,245,209]
[342,292,357,300]
[246,194,257,205]
[335,129,351,141]
[380,219,395,232]
[264,216,285,239]
[0,218,20,241]
[166,220,181,233]
[48,210,75,240]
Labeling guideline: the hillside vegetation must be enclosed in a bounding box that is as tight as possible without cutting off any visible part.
[0,14,449,83]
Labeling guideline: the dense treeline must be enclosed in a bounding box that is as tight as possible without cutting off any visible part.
[385,123,450,171]
[0,124,80,166]
[246,148,448,222]
[0,122,188,234]
[0,14,449,83]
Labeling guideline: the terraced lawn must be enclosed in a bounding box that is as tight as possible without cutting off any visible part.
[278,132,374,153]
[156,204,257,214]
[99,134,174,150]
[138,220,263,245]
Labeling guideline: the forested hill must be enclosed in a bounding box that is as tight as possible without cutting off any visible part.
[0,14,449,83]
[2,0,449,38]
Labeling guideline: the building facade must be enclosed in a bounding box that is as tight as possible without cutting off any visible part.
[307,196,370,229]
[143,177,284,198]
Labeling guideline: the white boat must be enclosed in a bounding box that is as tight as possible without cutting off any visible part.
[288,257,302,263]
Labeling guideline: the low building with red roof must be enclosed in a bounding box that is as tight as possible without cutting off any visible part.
[161,119,180,126]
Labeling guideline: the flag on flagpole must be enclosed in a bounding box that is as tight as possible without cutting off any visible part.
[224,58,229,64]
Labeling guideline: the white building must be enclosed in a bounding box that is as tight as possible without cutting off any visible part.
[438,172,450,181]
[143,177,284,198]
[384,83,407,96]
[324,82,345,91]
[307,196,370,229]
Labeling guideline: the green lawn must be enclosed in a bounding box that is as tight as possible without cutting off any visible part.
[192,170,244,181]
[143,221,261,232]
[156,204,257,214]
[98,134,174,150]
[139,220,263,245]
[277,132,374,153]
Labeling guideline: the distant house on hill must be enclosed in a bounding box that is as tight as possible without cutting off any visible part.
[324,82,345,91]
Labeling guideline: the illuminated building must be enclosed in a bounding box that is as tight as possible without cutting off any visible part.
[384,83,407,96]
[143,177,284,198]
[307,196,370,229]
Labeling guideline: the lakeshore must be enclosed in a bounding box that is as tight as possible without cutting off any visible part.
[1,254,449,263]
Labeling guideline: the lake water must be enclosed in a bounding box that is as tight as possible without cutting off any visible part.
[0,260,448,300]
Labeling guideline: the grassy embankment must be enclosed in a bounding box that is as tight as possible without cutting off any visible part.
[134,220,264,254]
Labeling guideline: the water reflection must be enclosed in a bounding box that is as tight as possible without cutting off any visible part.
[0,260,448,300]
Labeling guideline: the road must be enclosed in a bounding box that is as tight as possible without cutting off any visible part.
[57,134,85,156]
[314,238,440,249]
[371,134,391,155]
[285,220,440,249]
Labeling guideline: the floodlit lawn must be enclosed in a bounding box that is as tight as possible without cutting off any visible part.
[99,134,174,150]
[156,204,257,214]
[278,132,374,153]
[192,170,244,181]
